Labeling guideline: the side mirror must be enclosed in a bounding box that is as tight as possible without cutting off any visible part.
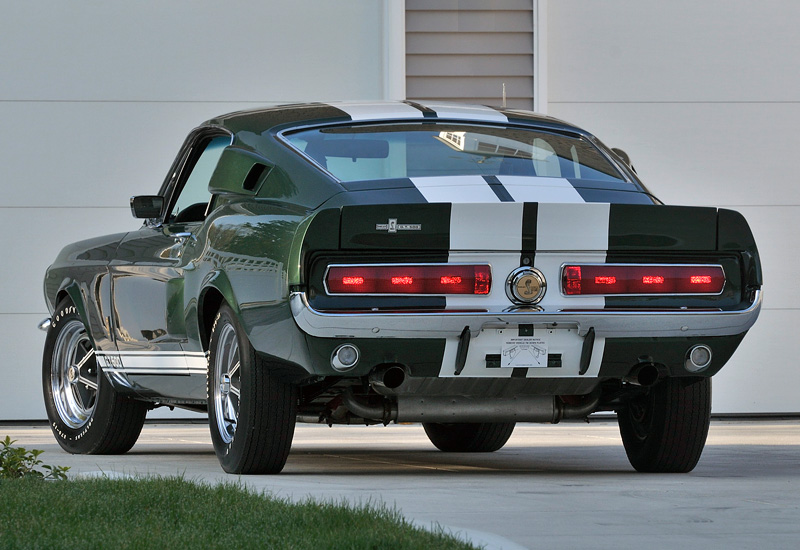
[130,195,164,219]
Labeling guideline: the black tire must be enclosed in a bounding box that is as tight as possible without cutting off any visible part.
[207,304,297,474]
[42,298,147,454]
[423,422,516,452]
[618,377,711,473]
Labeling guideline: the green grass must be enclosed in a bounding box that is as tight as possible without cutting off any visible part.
[0,476,478,550]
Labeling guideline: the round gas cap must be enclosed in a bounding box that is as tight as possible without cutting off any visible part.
[506,267,547,304]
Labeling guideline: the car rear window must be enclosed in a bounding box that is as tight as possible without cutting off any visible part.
[282,123,627,184]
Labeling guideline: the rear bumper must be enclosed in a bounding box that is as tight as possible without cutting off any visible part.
[290,289,762,340]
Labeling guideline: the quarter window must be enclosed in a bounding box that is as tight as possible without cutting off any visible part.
[169,136,229,223]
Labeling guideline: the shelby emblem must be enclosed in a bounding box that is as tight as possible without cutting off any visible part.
[506,267,547,304]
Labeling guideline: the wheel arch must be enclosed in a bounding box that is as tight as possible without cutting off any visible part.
[54,283,94,346]
[198,270,240,351]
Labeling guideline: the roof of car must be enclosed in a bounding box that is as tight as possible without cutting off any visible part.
[205,101,582,136]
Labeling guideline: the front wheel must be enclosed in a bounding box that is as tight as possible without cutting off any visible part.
[207,304,297,474]
[42,299,147,454]
[423,422,516,452]
[617,377,711,473]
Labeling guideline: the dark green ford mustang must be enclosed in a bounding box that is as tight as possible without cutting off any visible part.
[41,101,762,474]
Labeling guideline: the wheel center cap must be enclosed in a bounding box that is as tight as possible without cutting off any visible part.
[67,365,79,384]
[220,374,231,396]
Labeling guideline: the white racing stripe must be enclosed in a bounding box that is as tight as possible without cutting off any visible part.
[535,203,609,311]
[437,201,610,378]
[96,351,207,375]
[449,203,523,251]
[498,176,585,204]
[582,336,606,378]
[328,102,423,121]
[536,203,610,251]
[421,102,509,123]
[410,175,500,203]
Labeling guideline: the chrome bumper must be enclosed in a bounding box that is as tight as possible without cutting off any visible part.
[290,290,762,339]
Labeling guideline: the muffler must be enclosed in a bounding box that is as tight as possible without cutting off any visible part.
[341,388,601,424]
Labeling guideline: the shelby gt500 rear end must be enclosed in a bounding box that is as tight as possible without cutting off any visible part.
[290,200,760,471]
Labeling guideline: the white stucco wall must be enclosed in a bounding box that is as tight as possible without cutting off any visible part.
[546,0,800,413]
[0,1,397,420]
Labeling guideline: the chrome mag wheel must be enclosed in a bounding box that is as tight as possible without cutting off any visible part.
[213,322,241,444]
[50,319,99,429]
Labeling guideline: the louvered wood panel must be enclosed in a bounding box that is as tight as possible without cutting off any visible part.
[406,1,534,110]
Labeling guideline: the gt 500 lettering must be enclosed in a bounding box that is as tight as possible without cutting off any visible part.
[376,218,422,233]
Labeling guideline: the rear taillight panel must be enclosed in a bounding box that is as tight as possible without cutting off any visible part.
[325,264,492,296]
[561,264,726,296]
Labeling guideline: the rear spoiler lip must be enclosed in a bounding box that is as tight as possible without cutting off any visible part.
[290,289,761,340]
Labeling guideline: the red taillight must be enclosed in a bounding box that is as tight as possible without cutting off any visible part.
[562,264,725,295]
[595,276,617,285]
[326,264,492,295]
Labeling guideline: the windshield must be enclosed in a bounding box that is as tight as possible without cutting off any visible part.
[283,123,626,184]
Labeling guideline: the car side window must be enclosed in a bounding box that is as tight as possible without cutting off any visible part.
[168,136,229,223]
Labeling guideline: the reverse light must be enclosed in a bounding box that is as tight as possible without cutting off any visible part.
[685,344,712,373]
[331,344,360,371]
[562,264,725,295]
[326,264,492,295]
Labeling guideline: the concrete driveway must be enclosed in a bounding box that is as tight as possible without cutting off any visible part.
[4,419,799,549]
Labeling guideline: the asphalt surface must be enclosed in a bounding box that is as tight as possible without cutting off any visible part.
[4,419,799,549]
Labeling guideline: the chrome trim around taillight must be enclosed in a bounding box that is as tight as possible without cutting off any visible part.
[559,263,727,297]
[322,262,493,296]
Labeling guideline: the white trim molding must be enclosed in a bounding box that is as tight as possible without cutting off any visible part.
[384,0,406,100]
[533,0,548,114]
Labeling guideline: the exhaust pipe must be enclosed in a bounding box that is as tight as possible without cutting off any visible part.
[341,387,601,424]
[624,363,663,387]
[369,365,407,393]
[558,387,602,421]
[340,389,397,424]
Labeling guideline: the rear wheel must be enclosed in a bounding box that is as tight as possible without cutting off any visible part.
[207,304,297,474]
[42,299,147,454]
[618,377,711,473]
[423,422,516,452]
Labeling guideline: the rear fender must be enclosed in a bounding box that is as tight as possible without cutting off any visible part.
[199,270,241,347]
